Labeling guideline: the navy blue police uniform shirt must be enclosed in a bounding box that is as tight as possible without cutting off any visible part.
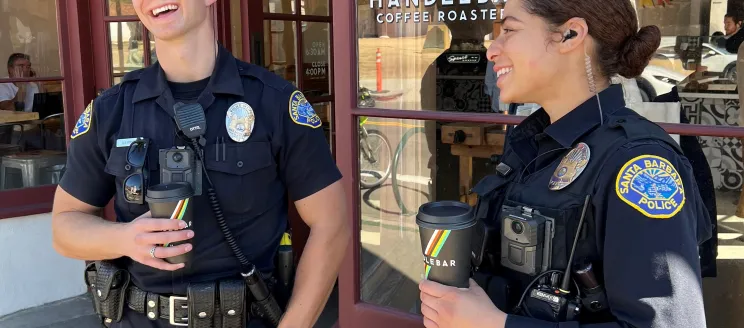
[496,85,712,327]
[58,44,342,296]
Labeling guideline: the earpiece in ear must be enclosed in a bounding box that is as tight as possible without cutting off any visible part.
[562,29,578,42]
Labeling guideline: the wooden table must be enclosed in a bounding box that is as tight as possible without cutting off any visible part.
[441,123,506,206]
[0,111,39,124]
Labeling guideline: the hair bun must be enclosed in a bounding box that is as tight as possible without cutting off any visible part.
[617,25,661,78]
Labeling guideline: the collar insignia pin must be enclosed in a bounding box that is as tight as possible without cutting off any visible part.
[225,101,255,143]
[549,142,590,191]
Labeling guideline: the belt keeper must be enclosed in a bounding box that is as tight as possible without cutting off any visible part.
[146,293,160,320]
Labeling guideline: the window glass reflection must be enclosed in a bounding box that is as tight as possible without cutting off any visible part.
[0,1,61,78]
[264,20,298,85]
[0,1,67,191]
[107,0,137,16]
[357,117,744,325]
[302,22,331,98]
[265,0,295,14]
[110,22,145,76]
[354,1,744,130]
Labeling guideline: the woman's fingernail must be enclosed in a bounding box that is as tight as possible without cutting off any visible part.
[185,244,192,252]
[179,221,187,228]
[187,231,194,238]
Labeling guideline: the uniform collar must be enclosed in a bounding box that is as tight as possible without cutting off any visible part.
[543,83,626,148]
[132,43,244,104]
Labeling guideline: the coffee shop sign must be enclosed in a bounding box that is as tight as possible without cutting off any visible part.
[371,0,507,24]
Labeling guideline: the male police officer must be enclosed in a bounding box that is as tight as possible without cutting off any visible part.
[51,1,349,327]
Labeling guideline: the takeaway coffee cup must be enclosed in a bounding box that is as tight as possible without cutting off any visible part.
[416,201,476,288]
[145,182,194,264]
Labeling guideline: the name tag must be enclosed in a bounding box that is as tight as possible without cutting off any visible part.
[116,138,137,148]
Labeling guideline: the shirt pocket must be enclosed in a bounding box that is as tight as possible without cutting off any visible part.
[203,141,279,216]
[104,146,158,220]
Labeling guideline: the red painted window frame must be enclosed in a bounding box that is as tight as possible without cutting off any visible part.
[332,2,744,328]
[0,0,95,220]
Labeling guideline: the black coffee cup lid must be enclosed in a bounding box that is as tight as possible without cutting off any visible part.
[145,182,194,203]
[416,201,475,230]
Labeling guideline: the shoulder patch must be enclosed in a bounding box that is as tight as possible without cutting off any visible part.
[71,101,93,139]
[615,154,685,219]
[288,90,322,128]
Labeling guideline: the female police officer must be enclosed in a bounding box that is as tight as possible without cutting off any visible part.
[419,0,713,327]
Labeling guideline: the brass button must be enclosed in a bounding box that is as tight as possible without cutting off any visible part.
[148,300,156,308]
[148,312,156,319]
[228,309,236,316]
[199,312,207,318]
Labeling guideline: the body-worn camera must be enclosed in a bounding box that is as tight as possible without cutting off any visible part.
[500,205,555,276]
[159,146,202,196]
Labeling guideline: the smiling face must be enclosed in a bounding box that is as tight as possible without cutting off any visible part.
[132,0,216,41]
[486,0,567,105]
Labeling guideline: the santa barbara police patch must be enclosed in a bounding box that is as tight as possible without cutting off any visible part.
[71,101,93,139]
[289,90,322,129]
[615,155,685,219]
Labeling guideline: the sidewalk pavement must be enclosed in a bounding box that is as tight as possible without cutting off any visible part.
[0,286,339,328]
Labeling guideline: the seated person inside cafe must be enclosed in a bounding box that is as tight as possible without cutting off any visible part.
[51,1,349,328]
[0,53,38,112]
[418,0,713,327]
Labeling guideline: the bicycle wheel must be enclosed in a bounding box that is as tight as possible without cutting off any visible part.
[359,129,393,189]
[391,127,426,216]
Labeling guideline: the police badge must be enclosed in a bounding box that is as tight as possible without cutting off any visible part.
[225,101,255,142]
[549,143,590,191]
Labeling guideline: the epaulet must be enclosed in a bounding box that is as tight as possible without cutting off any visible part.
[608,108,683,155]
[235,60,293,92]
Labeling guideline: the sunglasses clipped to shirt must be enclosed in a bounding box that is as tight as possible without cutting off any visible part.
[123,137,150,204]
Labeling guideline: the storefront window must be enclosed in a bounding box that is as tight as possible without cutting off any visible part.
[107,0,136,16]
[303,0,329,16]
[110,22,146,77]
[302,22,331,98]
[355,1,744,129]
[357,117,744,324]
[230,0,244,60]
[264,20,298,85]
[0,1,66,190]
[265,0,296,15]
[359,117,498,313]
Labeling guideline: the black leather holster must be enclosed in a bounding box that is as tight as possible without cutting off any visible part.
[84,260,131,327]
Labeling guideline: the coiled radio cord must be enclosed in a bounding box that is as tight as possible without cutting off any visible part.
[189,138,283,326]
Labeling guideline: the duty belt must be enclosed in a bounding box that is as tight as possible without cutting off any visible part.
[125,281,247,327]
[85,261,253,328]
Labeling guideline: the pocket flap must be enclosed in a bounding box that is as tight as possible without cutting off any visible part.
[204,142,274,175]
[104,144,159,177]
[104,147,130,177]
